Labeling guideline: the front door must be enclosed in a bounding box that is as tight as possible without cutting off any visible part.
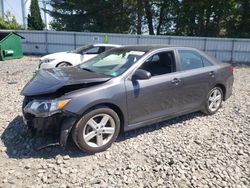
[125,51,182,125]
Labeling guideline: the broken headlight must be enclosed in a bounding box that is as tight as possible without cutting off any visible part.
[24,99,71,117]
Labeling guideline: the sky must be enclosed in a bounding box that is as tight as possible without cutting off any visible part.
[3,0,52,29]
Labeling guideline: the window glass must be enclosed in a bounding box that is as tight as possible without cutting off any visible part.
[70,45,92,54]
[179,50,204,71]
[84,47,100,54]
[80,49,145,77]
[202,57,213,67]
[98,47,105,53]
[140,52,175,76]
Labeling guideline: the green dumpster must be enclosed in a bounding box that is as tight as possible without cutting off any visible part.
[0,32,25,61]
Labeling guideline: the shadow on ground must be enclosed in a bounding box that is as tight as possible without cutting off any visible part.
[1,112,204,159]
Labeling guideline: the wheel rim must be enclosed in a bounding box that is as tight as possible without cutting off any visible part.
[83,114,116,148]
[208,88,222,112]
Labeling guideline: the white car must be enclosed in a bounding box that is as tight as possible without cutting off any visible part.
[38,43,121,69]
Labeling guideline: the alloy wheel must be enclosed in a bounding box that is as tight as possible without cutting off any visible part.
[83,114,116,148]
[208,88,222,112]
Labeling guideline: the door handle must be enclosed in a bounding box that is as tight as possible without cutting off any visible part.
[171,78,181,85]
[209,71,215,77]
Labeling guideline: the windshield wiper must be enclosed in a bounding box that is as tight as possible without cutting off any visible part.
[82,67,94,72]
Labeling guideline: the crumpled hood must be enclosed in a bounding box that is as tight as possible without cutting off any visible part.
[21,67,111,96]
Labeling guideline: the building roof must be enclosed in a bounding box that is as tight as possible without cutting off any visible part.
[0,32,25,42]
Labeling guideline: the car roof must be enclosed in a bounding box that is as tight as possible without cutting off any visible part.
[117,45,178,52]
[93,44,201,54]
[93,43,122,47]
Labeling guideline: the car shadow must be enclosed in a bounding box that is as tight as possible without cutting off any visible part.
[1,112,204,159]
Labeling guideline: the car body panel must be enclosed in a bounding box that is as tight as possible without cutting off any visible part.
[21,45,234,147]
[21,67,111,96]
[175,66,217,110]
[125,72,183,124]
[63,78,128,118]
[39,52,82,68]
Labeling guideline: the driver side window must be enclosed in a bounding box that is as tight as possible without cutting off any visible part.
[139,51,175,76]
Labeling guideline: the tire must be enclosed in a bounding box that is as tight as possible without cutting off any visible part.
[72,107,120,153]
[57,62,71,67]
[203,87,223,115]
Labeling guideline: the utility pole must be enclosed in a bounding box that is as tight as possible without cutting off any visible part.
[21,0,28,29]
[0,0,4,18]
[42,0,48,30]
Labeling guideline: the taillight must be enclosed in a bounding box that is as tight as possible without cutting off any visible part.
[229,66,234,73]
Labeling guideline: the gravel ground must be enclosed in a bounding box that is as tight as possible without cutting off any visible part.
[0,56,249,188]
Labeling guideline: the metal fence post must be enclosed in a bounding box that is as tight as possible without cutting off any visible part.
[45,31,48,54]
[137,35,140,45]
[74,32,77,49]
[203,38,207,51]
[230,40,235,64]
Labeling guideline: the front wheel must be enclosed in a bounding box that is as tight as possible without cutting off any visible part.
[203,87,223,115]
[72,107,120,153]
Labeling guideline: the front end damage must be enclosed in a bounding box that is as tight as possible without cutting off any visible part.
[23,106,78,148]
[20,67,112,149]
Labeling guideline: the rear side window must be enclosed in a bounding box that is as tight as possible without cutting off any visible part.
[178,50,203,71]
[202,57,213,67]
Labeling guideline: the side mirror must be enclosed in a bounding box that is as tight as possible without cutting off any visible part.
[133,69,151,80]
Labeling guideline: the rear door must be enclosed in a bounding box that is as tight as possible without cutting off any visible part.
[175,49,217,111]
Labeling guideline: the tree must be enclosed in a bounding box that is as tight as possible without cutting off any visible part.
[144,0,154,35]
[0,11,22,30]
[226,0,250,38]
[175,0,236,37]
[237,0,250,37]
[48,0,248,38]
[49,0,131,33]
[28,0,45,30]
[125,0,144,35]
[154,0,179,35]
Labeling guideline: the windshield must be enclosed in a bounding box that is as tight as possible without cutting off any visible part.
[79,49,145,77]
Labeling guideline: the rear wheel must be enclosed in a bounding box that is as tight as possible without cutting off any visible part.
[72,107,120,153]
[203,87,223,115]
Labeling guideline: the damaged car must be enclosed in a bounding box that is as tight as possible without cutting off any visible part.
[38,43,121,70]
[21,45,234,153]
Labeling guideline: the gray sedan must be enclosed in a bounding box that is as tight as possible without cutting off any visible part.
[21,45,234,153]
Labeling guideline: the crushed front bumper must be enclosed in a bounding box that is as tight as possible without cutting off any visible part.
[23,111,78,147]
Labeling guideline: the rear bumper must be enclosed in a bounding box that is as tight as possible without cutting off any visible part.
[23,111,78,146]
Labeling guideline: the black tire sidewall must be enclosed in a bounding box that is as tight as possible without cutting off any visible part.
[204,87,223,115]
[73,107,120,153]
[57,62,71,67]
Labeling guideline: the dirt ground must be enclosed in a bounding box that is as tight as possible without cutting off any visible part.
[0,56,249,187]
